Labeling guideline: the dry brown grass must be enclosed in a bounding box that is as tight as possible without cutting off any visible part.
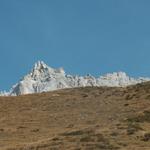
[0,83,150,150]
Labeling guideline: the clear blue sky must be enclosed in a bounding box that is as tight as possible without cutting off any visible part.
[1,0,150,90]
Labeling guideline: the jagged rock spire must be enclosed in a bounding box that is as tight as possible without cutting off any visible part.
[33,61,48,70]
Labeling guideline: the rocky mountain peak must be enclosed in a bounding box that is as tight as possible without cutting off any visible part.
[1,61,150,96]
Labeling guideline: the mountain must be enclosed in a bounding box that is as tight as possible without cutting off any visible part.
[1,61,150,96]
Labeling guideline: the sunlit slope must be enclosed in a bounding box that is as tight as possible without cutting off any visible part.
[0,83,150,149]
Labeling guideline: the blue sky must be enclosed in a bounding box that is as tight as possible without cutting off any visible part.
[1,0,150,90]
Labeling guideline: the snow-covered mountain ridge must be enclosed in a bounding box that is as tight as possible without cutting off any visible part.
[1,61,150,96]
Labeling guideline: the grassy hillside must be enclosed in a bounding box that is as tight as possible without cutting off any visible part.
[0,83,150,150]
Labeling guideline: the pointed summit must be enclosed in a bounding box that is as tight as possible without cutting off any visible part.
[31,61,55,78]
[33,61,49,70]
[30,61,49,79]
[32,61,65,76]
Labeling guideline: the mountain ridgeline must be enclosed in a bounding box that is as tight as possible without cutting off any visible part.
[1,61,150,96]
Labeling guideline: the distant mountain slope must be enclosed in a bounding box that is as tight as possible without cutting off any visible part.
[1,61,150,96]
